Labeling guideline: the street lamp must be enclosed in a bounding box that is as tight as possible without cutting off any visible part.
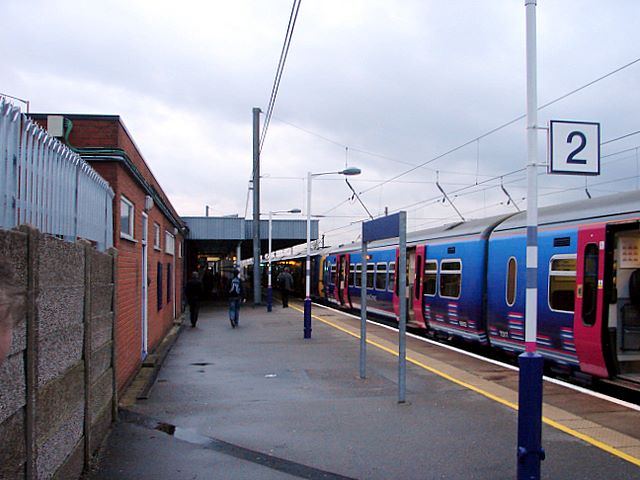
[268,208,302,312]
[305,167,361,338]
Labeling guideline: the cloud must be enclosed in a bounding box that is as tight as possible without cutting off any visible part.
[2,0,640,245]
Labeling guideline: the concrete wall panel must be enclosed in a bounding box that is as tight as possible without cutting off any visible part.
[90,369,113,419]
[0,408,25,478]
[0,227,115,479]
[91,312,114,351]
[0,352,25,423]
[36,401,83,479]
[90,285,114,319]
[89,249,114,285]
[38,235,85,286]
[36,363,84,441]
[90,343,112,384]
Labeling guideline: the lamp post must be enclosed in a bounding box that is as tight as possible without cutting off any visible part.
[268,208,301,312]
[304,167,361,338]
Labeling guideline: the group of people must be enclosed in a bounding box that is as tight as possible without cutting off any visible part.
[184,267,295,329]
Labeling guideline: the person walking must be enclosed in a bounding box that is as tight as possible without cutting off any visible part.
[277,267,294,308]
[228,269,243,328]
[185,271,204,328]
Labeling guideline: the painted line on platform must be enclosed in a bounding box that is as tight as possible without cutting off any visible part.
[290,304,640,468]
[314,303,640,413]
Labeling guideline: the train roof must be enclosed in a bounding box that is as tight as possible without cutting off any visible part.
[494,189,640,232]
[324,190,640,255]
[326,213,514,254]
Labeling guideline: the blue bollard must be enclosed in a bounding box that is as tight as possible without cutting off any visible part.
[266,286,272,312]
[303,298,312,338]
[517,351,546,480]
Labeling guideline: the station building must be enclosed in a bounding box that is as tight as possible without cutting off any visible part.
[32,114,186,393]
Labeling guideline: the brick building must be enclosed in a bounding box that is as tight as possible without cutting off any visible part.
[32,114,186,393]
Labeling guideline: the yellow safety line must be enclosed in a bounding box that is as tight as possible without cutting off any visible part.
[291,305,640,468]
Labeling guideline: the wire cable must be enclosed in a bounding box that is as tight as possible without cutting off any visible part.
[260,0,302,153]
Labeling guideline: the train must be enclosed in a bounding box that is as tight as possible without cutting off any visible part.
[267,190,640,385]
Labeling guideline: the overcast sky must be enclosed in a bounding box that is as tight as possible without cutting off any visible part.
[3,1,640,247]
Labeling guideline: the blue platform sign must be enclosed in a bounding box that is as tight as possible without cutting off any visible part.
[363,213,400,242]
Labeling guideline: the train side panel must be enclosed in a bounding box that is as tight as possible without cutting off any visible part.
[422,238,487,343]
[487,228,580,369]
[348,249,396,318]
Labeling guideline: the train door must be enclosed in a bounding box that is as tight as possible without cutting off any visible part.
[393,247,417,323]
[335,254,351,307]
[412,246,426,328]
[603,223,640,380]
[574,225,608,377]
[318,256,327,301]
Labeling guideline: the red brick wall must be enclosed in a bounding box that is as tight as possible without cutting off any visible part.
[105,165,185,392]
[31,114,185,393]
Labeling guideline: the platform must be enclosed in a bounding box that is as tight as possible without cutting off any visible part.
[88,300,640,479]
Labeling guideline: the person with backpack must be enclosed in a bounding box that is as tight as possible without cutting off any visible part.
[228,269,243,328]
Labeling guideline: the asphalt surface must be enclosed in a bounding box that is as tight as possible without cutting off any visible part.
[87,300,640,479]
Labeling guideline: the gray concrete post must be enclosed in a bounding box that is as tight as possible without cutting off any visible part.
[108,248,118,422]
[23,226,40,479]
[82,241,93,471]
[252,107,262,305]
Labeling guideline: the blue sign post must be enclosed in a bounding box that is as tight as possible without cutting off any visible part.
[362,212,407,403]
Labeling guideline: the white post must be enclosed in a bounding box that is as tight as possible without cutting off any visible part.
[518,2,545,478]
[525,0,539,352]
[304,171,312,338]
[267,211,273,312]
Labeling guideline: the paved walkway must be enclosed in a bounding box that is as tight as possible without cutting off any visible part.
[87,300,640,479]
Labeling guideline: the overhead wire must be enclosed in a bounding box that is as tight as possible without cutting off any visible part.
[245,0,301,219]
[318,55,640,217]
[259,0,302,153]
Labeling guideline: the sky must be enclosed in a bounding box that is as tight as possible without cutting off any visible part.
[3,0,640,248]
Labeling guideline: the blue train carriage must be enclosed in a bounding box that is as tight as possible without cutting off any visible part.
[486,190,640,381]
[410,216,512,342]
[347,246,397,319]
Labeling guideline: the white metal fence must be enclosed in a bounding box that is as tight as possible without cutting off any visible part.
[0,99,114,251]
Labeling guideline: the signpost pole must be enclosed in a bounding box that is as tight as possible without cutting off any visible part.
[518,2,545,478]
[398,211,407,404]
[360,240,367,379]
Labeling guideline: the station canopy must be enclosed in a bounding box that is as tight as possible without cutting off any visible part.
[183,216,318,260]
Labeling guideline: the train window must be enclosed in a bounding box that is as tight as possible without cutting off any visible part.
[388,262,396,292]
[367,264,375,289]
[440,260,461,299]
[330,264,336,285]
[548,254,577,313]
[349,264,355,287]
[582,244,599,326]
[376,263,387,290]
[424,260,437,296]
[506,257,517,307]
[355,264,362,288]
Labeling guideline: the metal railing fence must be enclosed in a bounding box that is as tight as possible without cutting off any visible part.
[0,99,114,251]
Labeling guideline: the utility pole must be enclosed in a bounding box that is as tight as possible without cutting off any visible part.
[252,107,261,305]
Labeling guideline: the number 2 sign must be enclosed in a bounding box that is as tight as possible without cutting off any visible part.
[549,120,600,175]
